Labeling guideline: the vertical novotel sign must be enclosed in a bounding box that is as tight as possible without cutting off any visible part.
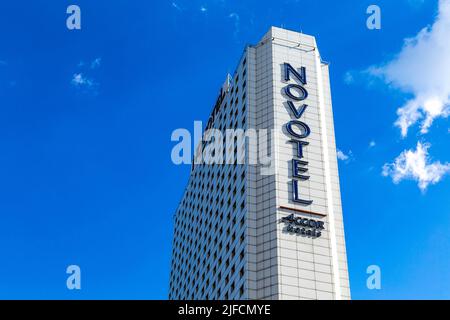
[283,63,312,205]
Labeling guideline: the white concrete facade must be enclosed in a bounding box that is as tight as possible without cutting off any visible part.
[169,27,350,300]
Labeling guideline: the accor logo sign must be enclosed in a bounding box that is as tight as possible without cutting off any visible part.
[281,214,324,238]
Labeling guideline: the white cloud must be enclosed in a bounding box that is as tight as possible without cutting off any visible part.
[369,140,376,148]
[343,71,354,85]
[382,142,450,191]
[337,149,354,162]
[369,0,450,137]
[172,2,182,11]
[229,12,240,21]
[228,12,240,37]
[200,6,207,13]
[90,58,101,69]
[336,149,349,161]
[71,58,101,93]
[71,73,94,88]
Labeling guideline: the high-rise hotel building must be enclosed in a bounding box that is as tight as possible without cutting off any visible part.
[169,27,350,300]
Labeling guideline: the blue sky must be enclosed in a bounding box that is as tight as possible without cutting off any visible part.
[0,0,449,299]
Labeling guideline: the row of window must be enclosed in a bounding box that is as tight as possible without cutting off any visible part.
[169,55,250,300]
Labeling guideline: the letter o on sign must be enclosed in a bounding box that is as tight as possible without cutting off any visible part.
[284,84,308,101]
[308,220,317,228]
[286,120,311,139]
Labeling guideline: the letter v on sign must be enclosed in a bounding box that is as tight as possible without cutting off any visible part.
[287,101,308,119]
